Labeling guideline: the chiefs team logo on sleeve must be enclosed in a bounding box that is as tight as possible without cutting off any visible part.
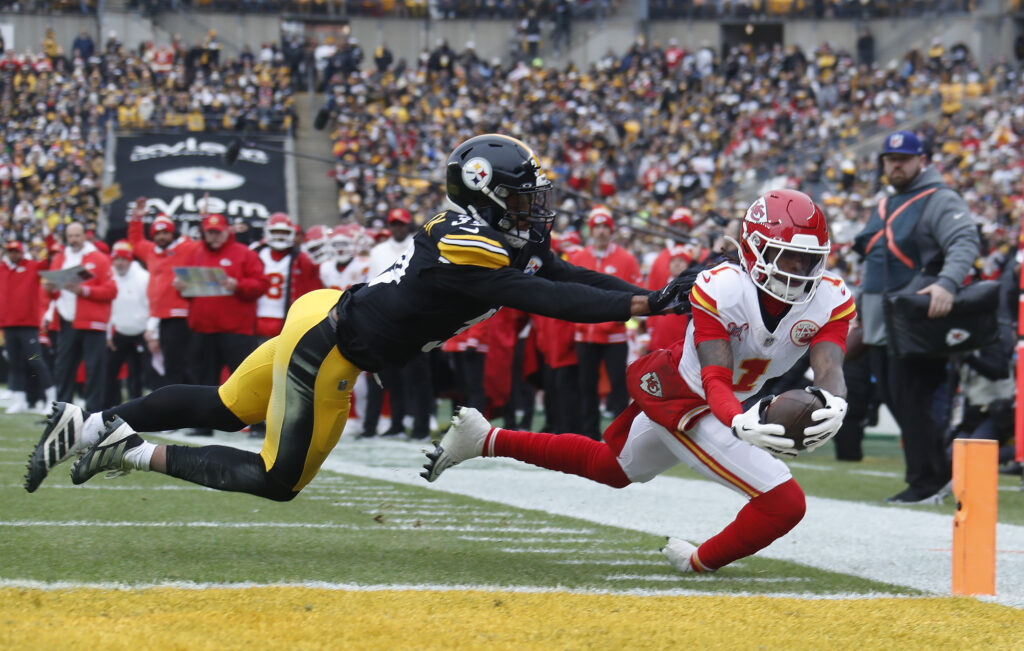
[790,320,820,346]
[640,371,663,398]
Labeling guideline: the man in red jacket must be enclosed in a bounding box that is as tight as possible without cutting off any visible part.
[1,240,56,413]
[569,205,643,438]
[43,222,117,413]
[128,206,201,386]
[172,213,269,435]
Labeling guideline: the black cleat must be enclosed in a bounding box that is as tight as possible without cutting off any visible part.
[70,417,143,485]
[24,402,87,493]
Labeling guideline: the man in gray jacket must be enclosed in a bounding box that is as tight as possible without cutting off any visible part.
[853,130,980,504]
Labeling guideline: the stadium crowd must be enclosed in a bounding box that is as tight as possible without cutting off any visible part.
[1,28,1022,471]
[15,0,976,19]
[0,27,296,248]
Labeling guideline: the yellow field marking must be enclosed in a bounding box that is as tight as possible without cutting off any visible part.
[1,588,1021,650]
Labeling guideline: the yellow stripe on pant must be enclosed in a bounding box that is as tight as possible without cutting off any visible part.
[218,289,361,493]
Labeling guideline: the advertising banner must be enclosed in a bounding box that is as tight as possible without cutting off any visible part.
[106,133,288,243]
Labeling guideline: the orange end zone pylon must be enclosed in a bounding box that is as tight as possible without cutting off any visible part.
[951,439,998,596]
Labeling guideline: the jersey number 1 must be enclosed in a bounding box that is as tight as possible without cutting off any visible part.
[734,358,770,393]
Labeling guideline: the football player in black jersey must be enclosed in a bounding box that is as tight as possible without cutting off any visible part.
[26,133,691,501]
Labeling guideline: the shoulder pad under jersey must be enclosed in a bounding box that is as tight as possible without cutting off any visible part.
[816,270,857,323]
[689,262,745,317]
[422,210,512,269]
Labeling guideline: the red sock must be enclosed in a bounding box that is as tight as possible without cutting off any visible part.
[491,428,631,488]
[693,478,806,571]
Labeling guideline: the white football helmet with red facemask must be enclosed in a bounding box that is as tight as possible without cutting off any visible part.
[302,224,333,264]
[739,189,830,305]
[264,212,297,251]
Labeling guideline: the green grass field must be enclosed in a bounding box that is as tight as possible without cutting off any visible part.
[1,408,1021,591]
[2,408,1023,648]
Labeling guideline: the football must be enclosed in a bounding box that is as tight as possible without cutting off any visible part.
[763,389,825,450]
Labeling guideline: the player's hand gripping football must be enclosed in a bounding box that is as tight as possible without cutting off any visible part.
[731,397,797,458]
[648,272,695,315]
[801,386,847,451]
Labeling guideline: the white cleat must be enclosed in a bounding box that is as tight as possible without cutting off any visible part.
[70,417,144,485]
[421,406,495,482]
[660,537,706,573]
[24,402,88,493]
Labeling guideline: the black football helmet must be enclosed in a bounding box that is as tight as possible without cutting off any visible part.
[446,134,556,247]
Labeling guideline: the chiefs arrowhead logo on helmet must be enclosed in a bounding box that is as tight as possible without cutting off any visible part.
[745,196,768,224]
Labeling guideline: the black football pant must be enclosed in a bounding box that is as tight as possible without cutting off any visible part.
[576,342,629,439]
[55,319,106,413]
[158,317,194,386]
[451,350,486,411]
[103,331,146,408]
[832,354,872,461]
[187,332,257,435]
[362,354,433,437]
[868,345,951,496]
[543,363,579,434]
[3,326,55,393]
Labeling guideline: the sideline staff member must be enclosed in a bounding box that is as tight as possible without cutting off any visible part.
[853,130,979,505]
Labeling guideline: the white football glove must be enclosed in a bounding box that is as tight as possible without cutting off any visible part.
[802,386,848,452]
[731,397,797,458]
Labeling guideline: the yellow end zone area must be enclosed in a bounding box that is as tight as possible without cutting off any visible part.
[1,588,1021,649]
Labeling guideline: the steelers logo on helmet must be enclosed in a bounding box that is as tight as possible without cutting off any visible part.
[461,157,492,191]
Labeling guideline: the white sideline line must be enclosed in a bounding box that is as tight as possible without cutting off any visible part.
[457,536,599,543]
[553,560,667,566]
[0,520,363,529]
[4,484,209,491]
[0,578,921,601]
[849,469,903,478]
[498,547,657,555]
[606,575,812,583]
[0,520,598,535]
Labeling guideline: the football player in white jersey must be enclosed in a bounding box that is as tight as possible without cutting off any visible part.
[319,224,358,290]
[252,213,323,338]
[424,189,856,574]
[335,223,373,290]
